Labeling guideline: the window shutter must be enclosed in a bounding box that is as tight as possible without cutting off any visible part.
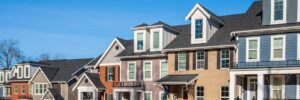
[112,67,115,81]
[205,51,208,70]
[193,51,196,70]
[217,50,220,69]
[118,66,120,81]
[175,52,178,71]
[105,67,108,81]
[186,52,189,70]
[230,49,234,69]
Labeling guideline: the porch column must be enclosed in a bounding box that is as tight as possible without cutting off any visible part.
[229,74,236,100]
[130,89,136,100]
[257,74,264,100]
[113,91,117,100]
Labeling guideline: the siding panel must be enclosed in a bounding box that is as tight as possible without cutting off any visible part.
[285,75,296,99]
[286,33,297,60]
[238,37,246,62]
[260,35,271,62]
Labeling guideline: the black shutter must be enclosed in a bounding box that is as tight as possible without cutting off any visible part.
[186,52,189,70]
[175,52,178,71]
[193,51,196,70]
[230,49,234,69]
[118,66,120,81]
[112,67,115,81]
[205,51,208,70]
[217,50,220,69]
[105,67,108,81]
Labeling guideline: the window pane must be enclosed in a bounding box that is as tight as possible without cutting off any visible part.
[137,33,144,50]
[129,63,135,80]
[144,62,152,79]
[160,62,168,78]
[249,50,257,59]
[197,51,205,69]
[249,40,258,49]
[144,93,151,100]
[221,50,230,68]
[274,0,284,20]
[161,92,167,100]
[178,52,187,70]
[153,32,160,49]
[195,19,203,39]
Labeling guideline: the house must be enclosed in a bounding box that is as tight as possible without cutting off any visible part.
[0,68,12,99]
[28,58,92,100]
[230,0,300,100]
[10,61,48,100]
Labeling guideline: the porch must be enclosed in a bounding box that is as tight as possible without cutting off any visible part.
[230,67,300,100]
[113,82,143,100]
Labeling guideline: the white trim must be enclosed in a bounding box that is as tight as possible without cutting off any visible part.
[270,35,286,61]
[143,91,152,100]
[191,18,207,44]
[246,37,260,62]
[143,61,152,81]
[17,66,23,79]
[24,65,30,78]
[247,76,257,100]
[28,68,52,87]
[232,26,300,36]
[163,45,235,53]
[195,86,204,100]
[99,63,120,66]
[0,72,4,83]
[5,72,10,83]
[150,28,163,51]
[118,54,166,59]
[220,86,230,100]
[185,3,224,24]
[196,51,205,70]
[270,75,285,100]
[127,62,136,81]
[34,83,48,95]
[297,75,300,99]
[270,0,287,24]
[134,30,147,53]
[40,89,55,100]
[72,73,103,91]
[220,49,230,69]
[298,34,300,59]
[159,60,168,78]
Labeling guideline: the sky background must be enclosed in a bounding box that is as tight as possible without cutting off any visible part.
[0,0,255,59]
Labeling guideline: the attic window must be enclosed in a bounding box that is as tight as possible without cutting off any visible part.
[195,19,203,39]
[85,79,89,83]
[115,45,119,50]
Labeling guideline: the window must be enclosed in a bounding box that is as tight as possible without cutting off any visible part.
[14,85,18,94]
[246,37,260,62]
[6,87,11,96]
[106,67,114,81]
[21,85,25,94]
[137,32,144,51]
[82,92,93,100]
[220,50,230,69]
[160,91,167,100]
[178,52,187,71]
[274,0,284,21]
[271,35,285,60]
[196,51,205,70]
[144,91,152,100]
[128,62,136,81]
[160,60,168,78]
[29,85,32,94]
[24,66,30,78]
[195,19,203,39]
[196,86,204,100]
[153,32,160,49]
[35,83,47,95]
[221,86,229,100]
[0,72,4,82]
[105,93,113,100]
[17,67,22,78]
[6,72,10,82]
[143,61,152,80]
[271,76,285,100]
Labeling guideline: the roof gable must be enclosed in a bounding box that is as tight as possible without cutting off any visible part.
[72,72,105,91]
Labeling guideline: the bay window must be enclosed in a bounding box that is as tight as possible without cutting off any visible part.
[196,51,205,70]
[143,61,152,80]
[178,52,187,71]
[271,35,285,60]
[246,37,260,62]
[195,19,203,39]
[128,62,136,81]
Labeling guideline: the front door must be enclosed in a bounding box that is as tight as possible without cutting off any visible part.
[247,77,257,100]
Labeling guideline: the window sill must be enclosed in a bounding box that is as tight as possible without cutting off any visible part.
[245,59,260,62]
[270,58,285,61]
[270,20,287,25]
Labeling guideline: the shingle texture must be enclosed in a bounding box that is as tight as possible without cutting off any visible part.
[85,72,105,89]
[48,89,64,100]
[155,74,198,83]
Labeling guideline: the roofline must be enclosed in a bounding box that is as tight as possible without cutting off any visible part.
[93,37,125,69]
[72,73,104,91]
[41,89,55,100]
[154,76,198,85]
[231,26,300,36]
[118,54,166,59]
[131,24,181,34]
[163,44,235,53]
[28,67,53,87]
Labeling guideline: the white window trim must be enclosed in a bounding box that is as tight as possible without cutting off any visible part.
[220,49,230,69]
[246,37,260,62]
[144,91,152,100]
[150,28,163,52]
[127,62,136,81]
[24,65,30,78]
[159,60,168,78]
[196,51,205,70]
[270,0,287,24]
[159,91,167,100]
[134,30,147,52]
[195,86,204,100]
[177,52,187,71]
[34,83,47,95]
[270,75,285,100]
[191,17,207,44]
[143,61,152,81]
[297,75,300,99]
[0,72,4,83]
[297,34,300,60]
[17,66,23,79]
[270,35,286,61]
[246,76,256,100]
[5,72,10,83]
[220,86,230,100]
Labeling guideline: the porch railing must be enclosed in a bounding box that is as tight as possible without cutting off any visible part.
[18,95,32,99]
[232,60,300,69]
[113,82,142,87]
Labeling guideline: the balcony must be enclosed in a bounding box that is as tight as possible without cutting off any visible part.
[233,60,300,69]
[113,82,142,88]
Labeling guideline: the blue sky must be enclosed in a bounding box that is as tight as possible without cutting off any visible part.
[0,0,254,59]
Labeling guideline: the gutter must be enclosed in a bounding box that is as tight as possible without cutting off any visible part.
[231,26,300,36]
[118,54,166,59]
[163,44,235,53]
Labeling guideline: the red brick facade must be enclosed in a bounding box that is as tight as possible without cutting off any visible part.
[98,65,119,100]
[11,82,32,100]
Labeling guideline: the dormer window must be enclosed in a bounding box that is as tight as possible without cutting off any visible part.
[153,32,160,49]
[271,0,286,24]
[17,66,22,78]
[134,30,146,52]
[137,33,144,50]
[195,19,203,39]
[150,28,163,51]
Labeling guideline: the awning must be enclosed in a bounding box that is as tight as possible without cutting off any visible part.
[155,74,198,85]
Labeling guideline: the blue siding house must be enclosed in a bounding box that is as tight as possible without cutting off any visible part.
[230,0,300,100]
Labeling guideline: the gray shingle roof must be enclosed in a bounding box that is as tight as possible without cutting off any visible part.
[86,55,102,66]
[155,74,198,84]
[48,89,64,100]
[40,67,59,81]
[85,72,105,89]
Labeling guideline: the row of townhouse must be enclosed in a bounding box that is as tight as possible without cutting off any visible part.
[1,0,300,100]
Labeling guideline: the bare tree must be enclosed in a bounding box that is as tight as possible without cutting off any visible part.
[37,53,64,61]
[0,39,24,68]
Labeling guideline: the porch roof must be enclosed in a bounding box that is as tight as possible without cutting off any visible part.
[155,74,198,85]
